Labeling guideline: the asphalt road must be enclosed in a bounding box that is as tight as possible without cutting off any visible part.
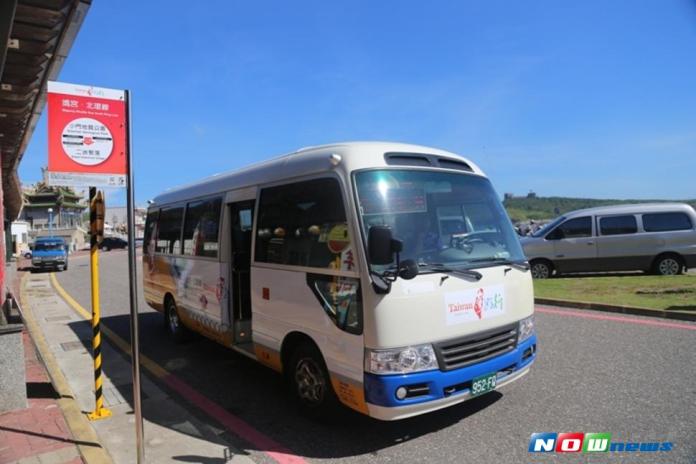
[53,251,696,464]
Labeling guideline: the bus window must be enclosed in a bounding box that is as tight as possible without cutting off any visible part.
[307,274,362,334]
[156,206,184,254]
[182,197,222,258]
[143,209,159,255]
[255,178,349,269]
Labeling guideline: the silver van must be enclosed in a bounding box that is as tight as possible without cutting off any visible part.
[521,203,696,278]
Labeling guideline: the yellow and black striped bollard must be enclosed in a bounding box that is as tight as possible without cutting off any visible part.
[87,187,111,421]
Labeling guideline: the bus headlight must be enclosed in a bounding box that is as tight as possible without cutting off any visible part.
[365,344,438,375]
[518,315,535,342]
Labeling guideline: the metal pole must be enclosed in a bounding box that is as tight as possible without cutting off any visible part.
[124,89,144,463]
[87,187,111,421]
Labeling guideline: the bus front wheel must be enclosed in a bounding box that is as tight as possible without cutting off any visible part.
[289,343,339,417]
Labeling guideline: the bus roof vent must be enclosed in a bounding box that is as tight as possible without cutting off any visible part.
[437,157,473,172]
[384,152,433,167]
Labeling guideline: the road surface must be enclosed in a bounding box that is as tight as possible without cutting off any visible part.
[53,251,696,463]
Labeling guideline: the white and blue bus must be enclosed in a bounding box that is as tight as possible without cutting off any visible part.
[143,142,536,420]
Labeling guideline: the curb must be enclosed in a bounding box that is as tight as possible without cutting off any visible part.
[535,297,696,322]
[18,272,115,464]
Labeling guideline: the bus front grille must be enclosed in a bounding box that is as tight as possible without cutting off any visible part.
[433,323,518,371]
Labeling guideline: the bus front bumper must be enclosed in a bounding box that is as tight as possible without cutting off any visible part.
[364,335,537,421]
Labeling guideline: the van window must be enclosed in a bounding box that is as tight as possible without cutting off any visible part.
[550,216,592,239]
[255,178,350,269]
[643,212,693,232]
[143,209,159,254]
[183,197,222,258]
[600,215,637,235]
[35,241,65,251]
[156,206,184,254]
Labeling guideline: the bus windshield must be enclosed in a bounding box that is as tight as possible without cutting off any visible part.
[354,169,525,269]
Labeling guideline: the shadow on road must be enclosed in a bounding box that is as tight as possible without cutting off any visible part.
[65,312,502,460]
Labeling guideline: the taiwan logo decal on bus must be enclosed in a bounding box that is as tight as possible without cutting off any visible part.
[444,285,505,325]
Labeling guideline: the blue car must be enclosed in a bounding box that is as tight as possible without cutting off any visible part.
[31,237,69,271]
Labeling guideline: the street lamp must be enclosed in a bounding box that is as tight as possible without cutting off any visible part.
[47,208,53,236]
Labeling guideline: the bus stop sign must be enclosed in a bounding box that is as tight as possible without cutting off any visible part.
[46,81,127,188]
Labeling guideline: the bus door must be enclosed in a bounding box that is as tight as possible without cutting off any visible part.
[229,199,255,342]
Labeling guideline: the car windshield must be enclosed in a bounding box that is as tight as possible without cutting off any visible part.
[35,242,64,251]
[531,216,565,237]
[354,169,525,269]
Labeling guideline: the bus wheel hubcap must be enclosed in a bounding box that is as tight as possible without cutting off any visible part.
[168,307,179,331]
[295,358,324,404]
[660,259,679,275]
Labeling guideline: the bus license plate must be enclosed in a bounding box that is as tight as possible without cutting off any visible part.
[471,373,497,397]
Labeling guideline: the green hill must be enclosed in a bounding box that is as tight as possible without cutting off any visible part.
[504,196,696,222]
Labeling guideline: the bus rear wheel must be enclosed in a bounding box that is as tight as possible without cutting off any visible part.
[165,297,188,343]
[289,343,339,417]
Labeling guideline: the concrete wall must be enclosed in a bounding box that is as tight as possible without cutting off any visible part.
[0,326,26,413]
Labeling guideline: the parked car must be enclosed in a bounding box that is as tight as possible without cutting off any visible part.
[521,203,696,278]
[100,237,127,251]
[31,237,69,271]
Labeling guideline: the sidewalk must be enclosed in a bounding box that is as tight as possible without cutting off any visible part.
[18,271,253,464]
[0,330,82,464]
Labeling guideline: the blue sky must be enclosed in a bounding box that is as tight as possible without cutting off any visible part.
[19,0,696,205]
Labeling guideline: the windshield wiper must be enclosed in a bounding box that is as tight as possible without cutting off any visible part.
[418,263,482,281]
[468,257,530,272]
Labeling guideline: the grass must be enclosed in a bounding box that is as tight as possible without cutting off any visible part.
[533,274,696,312]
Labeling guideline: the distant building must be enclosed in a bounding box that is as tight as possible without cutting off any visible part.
[104,206,147,238]
[10,221,30,257]
[526,190,537,199]
[504,193,514,200]
[19,182,88,251]
[21,182,87,231]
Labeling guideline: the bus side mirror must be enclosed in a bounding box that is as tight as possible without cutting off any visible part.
[399,259,419,280]
[368,226,402,265]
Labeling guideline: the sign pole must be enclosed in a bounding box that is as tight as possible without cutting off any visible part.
[124,89,144,463]
[46,80,139,460]
[87,187,111,421]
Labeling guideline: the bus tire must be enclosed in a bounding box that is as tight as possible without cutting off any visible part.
[165,296,188,343]
[289,342,339,418]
